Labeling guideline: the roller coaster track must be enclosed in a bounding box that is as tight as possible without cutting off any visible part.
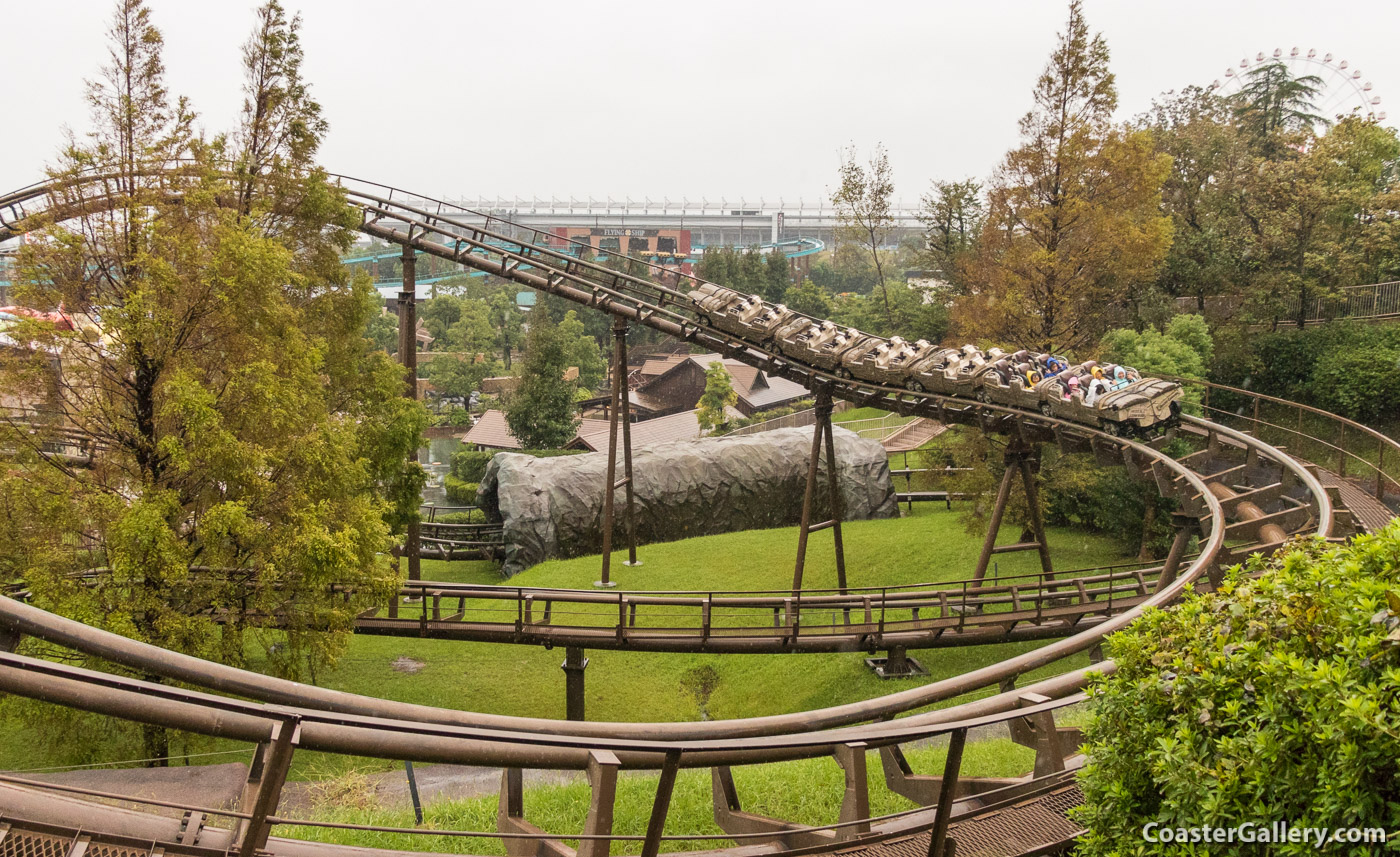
[0,169,1385,857]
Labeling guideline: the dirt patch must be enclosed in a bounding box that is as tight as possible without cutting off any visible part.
[392,655,426,674]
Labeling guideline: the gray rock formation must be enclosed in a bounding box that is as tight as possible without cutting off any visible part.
[477,426,897,576]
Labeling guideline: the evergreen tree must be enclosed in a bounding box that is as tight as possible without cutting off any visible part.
[1232,61,1328,148]
[504,313,581,448]
[696,362,738,433]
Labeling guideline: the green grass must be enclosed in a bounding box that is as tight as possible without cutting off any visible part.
[466,504,1120,593]
[283,739,1038,853]
[0,506,1119,813]
[832,407,914,427]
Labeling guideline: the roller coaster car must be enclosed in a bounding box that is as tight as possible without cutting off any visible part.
[906,345,1005,397]
[773,318,834,360]
[689,286,795,344]
[843,337,937,387]
[1035,365,1182,434]
[777,322,878,375]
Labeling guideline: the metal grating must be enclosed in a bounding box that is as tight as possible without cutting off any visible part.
[0,830,71,857]
[944,785,1085,857]
[852,785,1085,857]
[88,845,154,857]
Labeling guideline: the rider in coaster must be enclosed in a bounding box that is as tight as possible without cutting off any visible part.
[1085,366,1109,407]
[1064,374,1080,401]
[1111,365,1129,390]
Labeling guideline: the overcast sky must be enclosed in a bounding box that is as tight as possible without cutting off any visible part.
[4,1,1397,206]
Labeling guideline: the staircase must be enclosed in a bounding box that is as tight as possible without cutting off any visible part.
[881,417,947,453]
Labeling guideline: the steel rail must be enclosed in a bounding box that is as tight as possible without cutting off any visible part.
[0,170,1343,857]
[0,171,1332,742]
[0,410,1333,749]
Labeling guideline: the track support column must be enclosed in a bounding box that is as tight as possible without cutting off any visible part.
[598,317,639,588]
[972,439,1052,590]
[234,715,300,856]
[792,385,848,596]
[562,646,588,721]
[398,245,421,585]
[1156,513,1199,592]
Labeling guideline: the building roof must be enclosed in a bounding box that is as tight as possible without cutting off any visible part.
[462,408,699,452]
[640,354,688,376]
[640,353,810,411]
[572,409,703,451]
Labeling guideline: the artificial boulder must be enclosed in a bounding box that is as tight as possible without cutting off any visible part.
[478,426,898,576]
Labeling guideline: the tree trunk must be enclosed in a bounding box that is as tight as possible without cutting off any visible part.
[1138,500,1158,562]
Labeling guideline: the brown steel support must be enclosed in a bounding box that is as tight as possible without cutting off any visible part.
[927,728,967,857]
[399,246,421,585]
[1017,451,1054,582]
[972,441,1051,589]
[711,766,831,849]
[598,317,638,588]
[562,646,588,721]
[234,715,300,857]
[1016,693,1069,778]
[641,750,681,857]
[1155,515,1197,592]
[792,386,848,596]
[578,750,621,857]
[878,744,1019,806]
[498,767,570,857]
[833,742,871,840]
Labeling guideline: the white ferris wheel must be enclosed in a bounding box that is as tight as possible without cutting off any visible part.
[1210,47,1385,124]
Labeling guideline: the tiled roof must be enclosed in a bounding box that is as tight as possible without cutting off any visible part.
[676,353,810,410]
[462,409,695,452]
[461,409,520,449]
[573,410,702,451]
[462,410,611,450]
[640,354,688,376]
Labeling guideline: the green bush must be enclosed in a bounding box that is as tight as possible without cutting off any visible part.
[449,448,495,482]
[1308,344,1400,423]
[1214,321,1400,424]
[1074,529,1400,855]
[443,476,478,506]
[450,446,584,483]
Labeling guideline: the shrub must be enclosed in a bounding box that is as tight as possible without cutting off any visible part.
[443,476,478,506]
[450,447,584,483]
[1308,344,1400,423]
[1074,529,1400,855]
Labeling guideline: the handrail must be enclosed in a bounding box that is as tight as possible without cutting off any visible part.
[1158,373,1400,501]
[0,167,1343,857]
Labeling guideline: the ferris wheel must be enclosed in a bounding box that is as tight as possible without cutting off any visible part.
[1209,47,1385,124]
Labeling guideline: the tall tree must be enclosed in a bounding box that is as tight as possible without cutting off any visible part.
[954,1,1172,352]
[832,143,896,324]
[557,309,607,391]
[696,363,737,433]
[1232,61,1328,147]
[1236,118,1400,328]
[918,179,984,291]
[503,312,581,449]
[1141,86,1251,312]
[487,290,524,369]
[0,0,421,764]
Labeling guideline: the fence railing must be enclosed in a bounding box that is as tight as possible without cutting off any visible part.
[1276,280,1400,325]
[719,400,852,436]
[1161,374,1400,506]
[1174,280,1400,327]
